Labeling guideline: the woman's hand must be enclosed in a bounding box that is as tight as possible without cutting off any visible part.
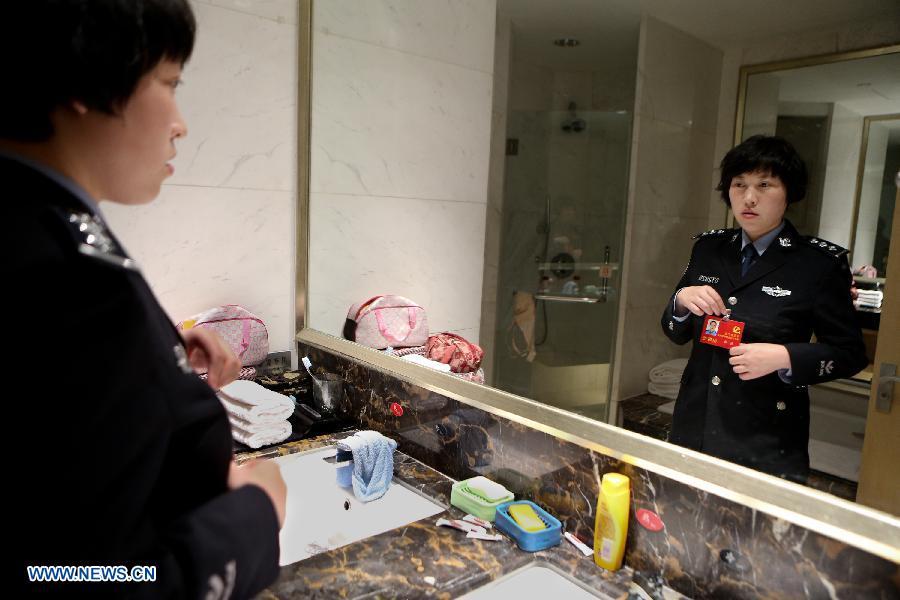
[228,460,287,528]
[674,285,727,317]
[181,328,241,389]
[728,343,791,380]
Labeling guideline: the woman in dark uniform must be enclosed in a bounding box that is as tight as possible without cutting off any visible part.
[661,135,867,482]
[4,2,285,597]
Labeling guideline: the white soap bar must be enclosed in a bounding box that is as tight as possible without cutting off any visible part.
[466,476,510,502]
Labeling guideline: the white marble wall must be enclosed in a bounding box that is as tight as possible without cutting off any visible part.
[102,0,298,354]
[478,13,512,383]
[851,122,889,267]
[610,17,723,411]
[819,103,864,248]
[306,0,496,343]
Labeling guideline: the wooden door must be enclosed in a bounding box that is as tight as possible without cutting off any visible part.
[857,181,900,512]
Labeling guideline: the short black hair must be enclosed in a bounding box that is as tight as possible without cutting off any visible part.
[0,0,196,142]
[716,135,808,205]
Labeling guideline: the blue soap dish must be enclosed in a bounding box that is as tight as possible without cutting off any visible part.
[494,500,562,552]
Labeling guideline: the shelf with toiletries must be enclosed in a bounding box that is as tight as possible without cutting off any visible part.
[532,261,620,302]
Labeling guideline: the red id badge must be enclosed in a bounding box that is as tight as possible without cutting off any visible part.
[699,315,745,349]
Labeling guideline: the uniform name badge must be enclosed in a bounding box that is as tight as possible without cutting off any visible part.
[700,314,745,349]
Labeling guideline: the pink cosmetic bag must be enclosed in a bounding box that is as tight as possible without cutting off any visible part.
[176,304,269,367]
[343,295,428,349]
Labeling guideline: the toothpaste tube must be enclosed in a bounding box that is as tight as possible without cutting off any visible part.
[436,518,486,535]
[564,531,593,557]
[466,531,504,541]
[462,514,493,529]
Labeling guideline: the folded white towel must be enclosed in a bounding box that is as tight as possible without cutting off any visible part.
[229,417,291,449]
[648,358,688,384]
[648,381,680,400]
[218,380,294,425]
[401,353,452,372]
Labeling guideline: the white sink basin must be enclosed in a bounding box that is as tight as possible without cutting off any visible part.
[459,564,611,599]
[273,446,444,565]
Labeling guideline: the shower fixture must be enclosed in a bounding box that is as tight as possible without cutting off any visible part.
[562,101,586,133]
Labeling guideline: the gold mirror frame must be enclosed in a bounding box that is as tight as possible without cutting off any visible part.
[295,0,899,562]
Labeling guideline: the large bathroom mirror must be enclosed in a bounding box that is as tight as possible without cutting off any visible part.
[735,46,900,506]
[297,0,900,548]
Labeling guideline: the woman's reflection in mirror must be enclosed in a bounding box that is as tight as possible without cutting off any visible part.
[661,135,867,483]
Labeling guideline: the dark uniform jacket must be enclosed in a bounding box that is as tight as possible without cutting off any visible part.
[660,220,867,480]
[7,156,280,598]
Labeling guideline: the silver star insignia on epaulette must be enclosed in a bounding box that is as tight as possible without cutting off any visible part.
[70,211,138,270]
[69,212,115,253]
[810,238,819,244]
[819,241,827,248]
[716,229,724,234]
[778,237,791,247]
[828,245,836,251]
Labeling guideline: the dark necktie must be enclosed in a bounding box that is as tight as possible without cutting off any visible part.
[741,244,758,278]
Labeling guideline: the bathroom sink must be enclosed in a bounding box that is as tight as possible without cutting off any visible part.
[459,564,613,599]
[272,446,444,565]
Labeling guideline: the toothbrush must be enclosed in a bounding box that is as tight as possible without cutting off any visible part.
[301,356,320,381]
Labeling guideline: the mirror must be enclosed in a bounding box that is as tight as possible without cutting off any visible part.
[737,49,900,502]
[301,0,900,519]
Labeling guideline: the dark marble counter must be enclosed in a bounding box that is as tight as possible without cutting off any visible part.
[237,434,662,600]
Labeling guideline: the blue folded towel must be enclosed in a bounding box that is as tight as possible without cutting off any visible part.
[336,431,398,502]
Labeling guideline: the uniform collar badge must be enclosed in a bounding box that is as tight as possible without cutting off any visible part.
[778,237,791,247]
[762,285,791,297]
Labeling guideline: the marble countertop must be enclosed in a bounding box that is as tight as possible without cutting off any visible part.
[237,433,652,600]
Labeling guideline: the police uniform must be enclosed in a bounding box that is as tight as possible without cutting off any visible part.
[660,220,867,481]
[7,155,280,598]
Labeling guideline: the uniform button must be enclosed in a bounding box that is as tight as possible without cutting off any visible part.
[712,376,721,386]
[728,296,737,306]
[776,401,786,410]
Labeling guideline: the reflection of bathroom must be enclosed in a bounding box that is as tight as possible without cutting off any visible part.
[477,5,898,500]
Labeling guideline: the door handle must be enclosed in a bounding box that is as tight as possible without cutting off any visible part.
[876,363,899,413]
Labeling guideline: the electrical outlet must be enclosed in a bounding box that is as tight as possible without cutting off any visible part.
[259,351,292,376]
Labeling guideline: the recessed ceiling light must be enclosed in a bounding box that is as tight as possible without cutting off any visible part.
[553,38,580,48]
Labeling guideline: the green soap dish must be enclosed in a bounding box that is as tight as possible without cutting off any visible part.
[450,478,514,521]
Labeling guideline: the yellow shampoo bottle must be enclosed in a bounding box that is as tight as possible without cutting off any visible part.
[593,473,630,570]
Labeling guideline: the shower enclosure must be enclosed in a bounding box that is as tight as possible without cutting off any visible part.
[492,107,632,422]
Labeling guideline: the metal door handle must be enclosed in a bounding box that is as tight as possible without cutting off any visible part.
[876,363,898,413]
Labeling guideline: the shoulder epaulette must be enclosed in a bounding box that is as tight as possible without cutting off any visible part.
[56,208,139,271]
[803,236,848,258]
[692,228,734,240]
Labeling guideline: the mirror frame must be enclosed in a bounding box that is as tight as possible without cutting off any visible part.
[294,0,899,562]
